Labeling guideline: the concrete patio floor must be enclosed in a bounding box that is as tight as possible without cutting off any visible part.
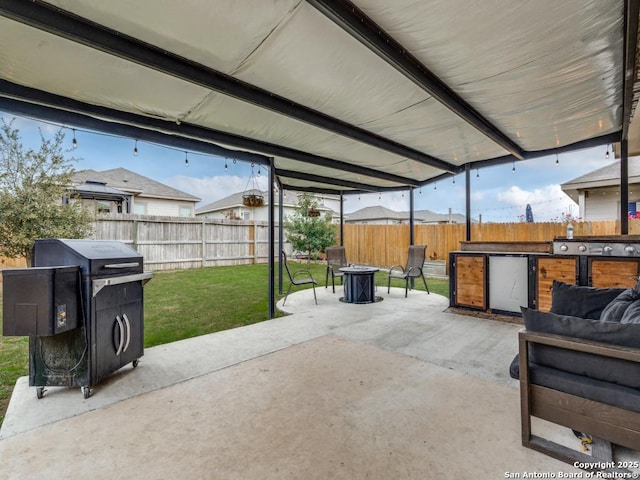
[0,286,632,479]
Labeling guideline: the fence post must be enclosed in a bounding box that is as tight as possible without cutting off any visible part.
[132,219,138,251]
[201,218,206,268]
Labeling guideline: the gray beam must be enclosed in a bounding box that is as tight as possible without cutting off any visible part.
[0,0,456,173]
[308,0,525,160]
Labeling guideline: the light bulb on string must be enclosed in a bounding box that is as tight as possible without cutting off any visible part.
[233,158,236,164]
[434,182,437,191]
[476,168,480,179]
[72,129,77,149]
[555,153,559,166]
[452,175,456,185]
[184,151,189,167]
[257,166,261,177]
[606,144,610,159]
[512,161,516,173]
[133,140,138,157]
[224,158,228,172]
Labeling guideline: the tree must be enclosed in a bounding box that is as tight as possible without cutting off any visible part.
[0,119,93,265]
[284,193,336,260]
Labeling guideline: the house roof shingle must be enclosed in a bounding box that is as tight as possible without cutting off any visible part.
[72,168,200,202]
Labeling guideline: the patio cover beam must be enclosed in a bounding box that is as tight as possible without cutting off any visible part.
[0,80,420,188]
[622,0,640,141]
[0,0,457,174]
[0,95,269,166]
[276,169,388,192]
[307,0,525,160]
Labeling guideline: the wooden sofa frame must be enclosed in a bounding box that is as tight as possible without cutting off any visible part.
[519,329,640,465]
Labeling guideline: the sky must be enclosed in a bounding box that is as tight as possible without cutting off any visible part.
[1,112,619,222]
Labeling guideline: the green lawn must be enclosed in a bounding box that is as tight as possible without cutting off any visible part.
[0,262,449,426]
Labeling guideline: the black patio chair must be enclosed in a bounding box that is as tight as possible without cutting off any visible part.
[325,246,349,293]
[387,245,430,297]
[282,250,317,305]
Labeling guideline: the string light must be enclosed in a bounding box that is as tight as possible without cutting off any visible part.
[184,151,189,167]
[476,168,479,179]
[72,129,77,149]
[512,161,516,173]
[434,182,437,191]
[452,175,456,185]
[606,144,610,159]
[224,158,228,172]
[555,153,559,166]
[257,165,261,177]
[133,139,138,156]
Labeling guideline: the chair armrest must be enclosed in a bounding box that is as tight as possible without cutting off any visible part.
[293,270,315,281]
[518,329,640,363]
[388,265,405,275]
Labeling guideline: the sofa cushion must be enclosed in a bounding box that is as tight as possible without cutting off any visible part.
[600,289,640,323]
[622,299,640,324]
[549,280,626,319]
[522,307,640,389]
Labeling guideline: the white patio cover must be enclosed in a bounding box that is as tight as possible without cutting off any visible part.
[0,0,637,194]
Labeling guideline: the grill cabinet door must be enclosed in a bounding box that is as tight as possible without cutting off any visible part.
[93,282,143,383]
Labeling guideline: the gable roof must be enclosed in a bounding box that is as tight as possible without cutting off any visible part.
[344,206,403,222]
[345,206,469,223]
[195,189,333,215]
[561,158,640,201]
[72,168,200,202]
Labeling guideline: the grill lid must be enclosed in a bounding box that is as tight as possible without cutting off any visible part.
[33,239,143,276]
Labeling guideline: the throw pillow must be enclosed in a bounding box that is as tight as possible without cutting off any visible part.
[600,289,640,323]
[549,280,626,319]
[522,307,640,388]
[621,299,640,324]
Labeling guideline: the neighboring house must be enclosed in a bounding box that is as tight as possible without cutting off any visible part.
[71,168,200,217]
[196,189,340,223]
[561,158,640,220]
[344,206,469,224]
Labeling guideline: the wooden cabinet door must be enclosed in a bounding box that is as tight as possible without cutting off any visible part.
[590,259,640,289]
[454,254,486,309]
[536,256,577,312]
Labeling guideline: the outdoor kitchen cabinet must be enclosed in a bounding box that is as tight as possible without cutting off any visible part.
[588,258,640,289]
[450,253,487,310]
[535,256,578,312]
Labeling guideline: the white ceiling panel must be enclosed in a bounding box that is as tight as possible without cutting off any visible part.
[0,0,635,195]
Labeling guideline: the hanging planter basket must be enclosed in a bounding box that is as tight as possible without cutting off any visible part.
[242,163,264,207]
[243,194,264,207]
[307,207,321,217]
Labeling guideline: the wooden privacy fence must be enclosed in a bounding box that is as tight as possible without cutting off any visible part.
[342,220,640,271]
[92,215,280,270]
[2,217,640,273]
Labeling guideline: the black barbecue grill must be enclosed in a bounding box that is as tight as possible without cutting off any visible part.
[2,239,152,398]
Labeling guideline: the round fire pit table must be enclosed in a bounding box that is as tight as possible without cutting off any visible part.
[339,266,380,304]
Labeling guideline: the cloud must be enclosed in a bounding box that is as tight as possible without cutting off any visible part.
[496,184,578,221]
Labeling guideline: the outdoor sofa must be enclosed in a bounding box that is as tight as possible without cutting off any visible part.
[510,281,640,469]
